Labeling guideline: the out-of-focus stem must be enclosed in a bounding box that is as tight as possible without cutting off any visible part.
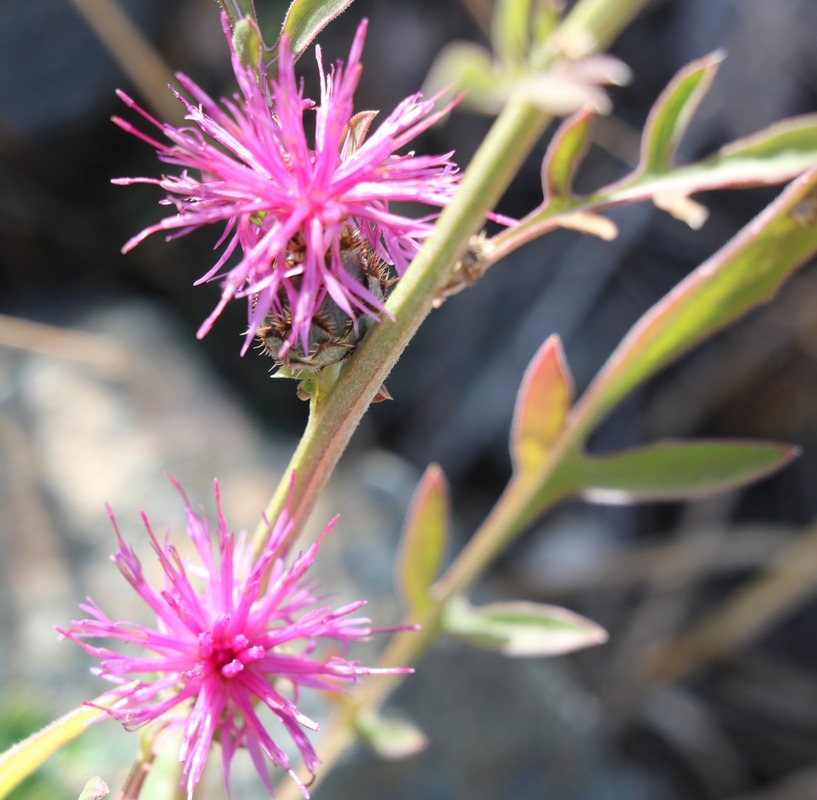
[556,0,651,56]
[66,0,181,124]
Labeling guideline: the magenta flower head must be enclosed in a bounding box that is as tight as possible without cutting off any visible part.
[114,15,459,361]
[58,479,408,798]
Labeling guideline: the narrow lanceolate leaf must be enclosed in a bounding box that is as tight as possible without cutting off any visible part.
[280,0,356,61]
[441,596,608,657]
[578,440,798,504]
[640,52,723,173]
[541,110,594,205]
[0,700,109,800]
[396,465,450,617]
[356,711,428,760]
[573,167,817,436]
[511,335,574,477]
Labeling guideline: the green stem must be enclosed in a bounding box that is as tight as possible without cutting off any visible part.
[253,99,551,550]
[276,465,577,799]
[268,1,652,794]
[556,0,650,55]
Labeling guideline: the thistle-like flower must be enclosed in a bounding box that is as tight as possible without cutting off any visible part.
[59,480,407,798]
[114,16,459,359]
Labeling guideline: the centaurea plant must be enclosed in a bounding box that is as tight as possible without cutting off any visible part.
[4,0,817,799]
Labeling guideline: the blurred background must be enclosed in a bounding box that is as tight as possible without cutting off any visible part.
[3,0,817,798]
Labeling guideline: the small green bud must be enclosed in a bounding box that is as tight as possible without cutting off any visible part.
[232,17,263,69]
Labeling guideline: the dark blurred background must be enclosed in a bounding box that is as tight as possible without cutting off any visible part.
[4,0,817,798]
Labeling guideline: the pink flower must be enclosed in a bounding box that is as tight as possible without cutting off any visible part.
[114,16,459,357]
[59,479,408,798]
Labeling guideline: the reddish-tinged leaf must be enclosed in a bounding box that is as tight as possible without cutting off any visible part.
[599,114,817,211]
[641,52,723,173]
[573,167,817,436]
[541,110,594,204]
[341,110,378,157]
[395,465,450,617]
[511,335,574,476]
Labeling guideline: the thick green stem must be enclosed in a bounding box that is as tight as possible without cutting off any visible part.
[254,99,551,548]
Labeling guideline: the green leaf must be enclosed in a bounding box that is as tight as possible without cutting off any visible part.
[511,335,574,477]
[541,110,594,204]
[279,0,356,62]
[232,17,263,69]
[696,114,817,185]
[395,465,450,617]
[78,777,109,800]
[441,596,607,657]
[511,68,817,241]
[356,711,427,760]
[599,114,817,210]
[492,0,533,67]
[574,167,817,435]
[0,701,108,800]
[577,440,798,503]
[640,51,723,173]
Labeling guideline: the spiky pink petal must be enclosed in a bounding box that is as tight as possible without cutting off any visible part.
[116,15,459,354]
[59,479,410,798]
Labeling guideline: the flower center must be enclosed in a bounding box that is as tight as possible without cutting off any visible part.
[198,624,265,679]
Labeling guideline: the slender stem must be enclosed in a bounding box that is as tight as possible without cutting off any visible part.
[556,0,650,56]
[253,99,551,549]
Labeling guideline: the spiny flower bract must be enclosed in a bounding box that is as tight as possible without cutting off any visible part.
[114,16,459,356]
[59,479,406,798]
